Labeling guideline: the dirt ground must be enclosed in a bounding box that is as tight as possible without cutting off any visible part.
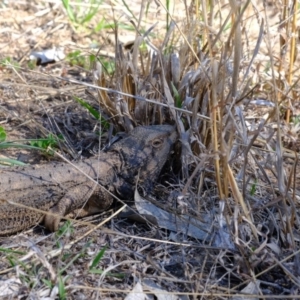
[1,0,300,299]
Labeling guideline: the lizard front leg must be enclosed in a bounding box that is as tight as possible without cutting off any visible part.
[44,182,114,232]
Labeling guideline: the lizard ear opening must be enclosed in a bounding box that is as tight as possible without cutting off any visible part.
[152,138,163,148]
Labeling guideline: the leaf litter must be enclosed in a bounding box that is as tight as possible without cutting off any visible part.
[1,0,300,298]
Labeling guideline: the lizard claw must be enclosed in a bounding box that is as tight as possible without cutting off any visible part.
[43,208,61,232]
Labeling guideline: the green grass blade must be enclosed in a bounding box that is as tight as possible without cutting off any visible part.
[89,246,106,269]
[61,0,76,23]
[74,96,100,120]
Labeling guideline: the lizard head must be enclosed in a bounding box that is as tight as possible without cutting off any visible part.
[110,125,178,192]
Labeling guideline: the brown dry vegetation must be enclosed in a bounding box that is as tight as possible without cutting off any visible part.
[1,0,300,299]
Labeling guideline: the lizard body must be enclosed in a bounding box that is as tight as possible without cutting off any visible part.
[0,125,177,235]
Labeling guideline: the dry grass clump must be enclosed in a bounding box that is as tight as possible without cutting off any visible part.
[93,0,300,296]
[1,0,300,298]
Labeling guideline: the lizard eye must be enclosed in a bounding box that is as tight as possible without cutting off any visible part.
[152,138,163,148]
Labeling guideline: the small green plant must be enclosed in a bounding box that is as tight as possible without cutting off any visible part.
[66,51,100,71]
[166,0,170,31]
[29,133,63,151]
[58,241,92,275]
[89,246,124,278]
[27,59,36,70]
[6,253,33,271]
[66,50,87,67]
[170,82,182,108]
[89,246,107,270]
[61,0,103,30]
[250,179,257,196]
[74,96,100,120]
[61,0,133,34]
[0,131,63,166]
[42,279,54,289]
[0,247,25,256]
[55,220,74,240]
[58,276,67,300]
[0,127,28,165]
[74,96,109,129]
[98,57,115,75]
[0,126,6,142]
[0,57,20,69]
[0,127,62,153]
[94,18,115,32]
